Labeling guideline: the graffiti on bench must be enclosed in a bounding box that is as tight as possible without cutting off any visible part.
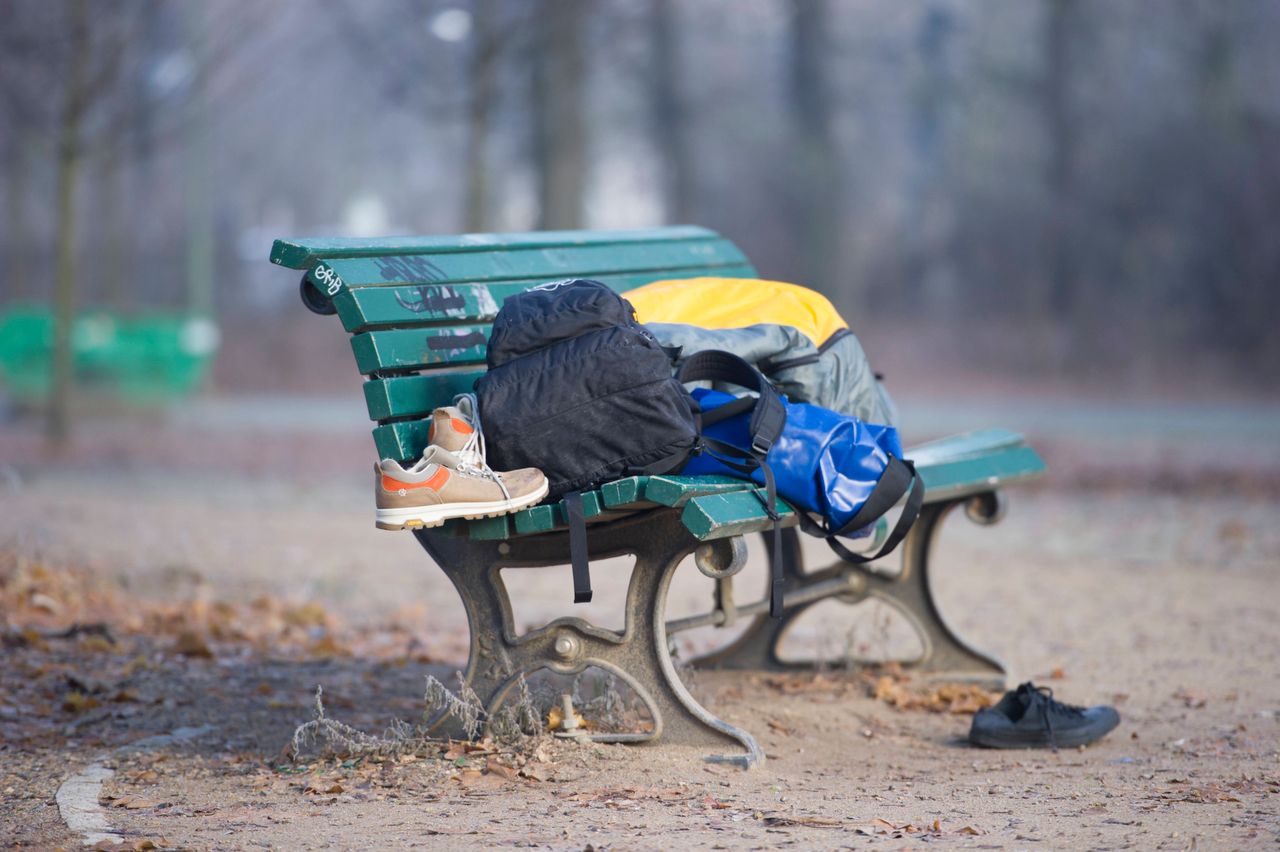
[394,284,466,314]
[375,255,448,283]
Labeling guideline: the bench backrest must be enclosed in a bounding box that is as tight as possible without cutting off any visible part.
[270,227,757,462]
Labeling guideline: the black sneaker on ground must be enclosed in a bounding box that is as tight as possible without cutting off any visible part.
[969,682,1120,751]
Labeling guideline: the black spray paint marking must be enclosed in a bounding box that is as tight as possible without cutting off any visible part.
[394,285,466,314]
[375,255,448,283]
[426,331,487,351]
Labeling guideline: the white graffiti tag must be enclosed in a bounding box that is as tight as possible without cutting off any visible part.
[312,263,345,296]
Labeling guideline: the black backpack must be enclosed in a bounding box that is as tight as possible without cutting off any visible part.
[478,279,700,496]
[476,279,788,612]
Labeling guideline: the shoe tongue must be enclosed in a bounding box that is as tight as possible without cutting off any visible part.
[416,444,461,471]
[451,394,478,425]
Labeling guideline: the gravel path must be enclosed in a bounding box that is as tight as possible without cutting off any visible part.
[1,395,1277,849]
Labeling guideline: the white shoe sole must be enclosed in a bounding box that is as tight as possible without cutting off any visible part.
[375,479,550,531]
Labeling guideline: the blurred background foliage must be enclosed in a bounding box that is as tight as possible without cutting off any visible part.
[2,0,1278,417]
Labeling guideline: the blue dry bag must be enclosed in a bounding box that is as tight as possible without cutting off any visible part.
[682,386,924,565]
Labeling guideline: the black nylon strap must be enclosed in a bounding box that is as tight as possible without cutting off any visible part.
[834,456,915,537]
[757,460,786,617]
[677,350,785,453]
[818,457,923,566]
[699,395,756,427]
[635,445,693,477]
[698,426,788,617]
[677,349,790,618]
[564,491,592,604]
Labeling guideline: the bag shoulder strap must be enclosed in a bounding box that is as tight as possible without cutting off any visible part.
[676,350,789,617]
[801,456,924,565]
[564,491,592,604]
[677,350,786,456]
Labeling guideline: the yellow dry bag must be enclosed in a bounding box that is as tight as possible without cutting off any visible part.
[626,277,847,349]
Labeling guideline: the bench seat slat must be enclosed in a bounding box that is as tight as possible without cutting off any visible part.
[643,475,755,507]
[908,428,1028,466]
[916,444,1045,502]
[601,476,650,509]
[513,491,607,535]
[271,226,721,269]
[332,266,758,333]
[681,490,798,540]
[443,439,1043,542]
[351,326,490,373]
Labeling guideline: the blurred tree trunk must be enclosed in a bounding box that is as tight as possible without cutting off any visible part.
[648,0,694,223]
[905,5,956,313]
[463,0,499,231]
[788,0,843,294]
[1043,0,1078,322]
[4,132,32,300]
[532,0,587,230]
[100,140,131,310]
[184,3,214,320]
[48,0,90,448]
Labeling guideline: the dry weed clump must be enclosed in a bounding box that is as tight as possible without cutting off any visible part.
[292,673,551,763]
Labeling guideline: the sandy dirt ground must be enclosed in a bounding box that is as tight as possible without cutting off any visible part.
[1,395,1278,850]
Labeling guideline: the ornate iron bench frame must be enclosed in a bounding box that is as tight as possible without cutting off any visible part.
[271,226,1045,767]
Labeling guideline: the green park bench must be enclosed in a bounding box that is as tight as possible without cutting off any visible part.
[270,226,1045,767]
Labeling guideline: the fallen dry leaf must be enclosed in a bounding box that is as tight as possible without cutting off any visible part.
[519,763,552,782]
[172,630,213,658]
[78,635,115,653]
[304,779,344,795]
[761,814,842,827]
[766,718,793,736]
[29,592,63,615]
[485,758,518,781]
[108,795,161,809]
[869,672,999,714]
[62,691,100,714]
[1181,784,1241,804]
[547,703,584,731]
[1173,687,1208,709]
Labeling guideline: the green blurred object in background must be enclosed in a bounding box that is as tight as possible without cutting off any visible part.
[0,306,219,404]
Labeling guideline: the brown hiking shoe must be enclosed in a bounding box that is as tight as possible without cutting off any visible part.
[374,445,547,531]
[426,402,477,457]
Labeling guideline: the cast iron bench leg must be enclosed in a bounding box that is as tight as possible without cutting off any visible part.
[413,511,764,768]
[695,496,1008,689]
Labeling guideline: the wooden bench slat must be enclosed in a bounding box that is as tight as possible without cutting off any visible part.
[332,266,758,333]
[643,475,754,507]
[601,476,649,508]
[466,515,512,540]
[363,371,482,421]
[681,490,798,540]
[512,491,607,535]
[908,428,1028,466]
[315,239,749,289]
[350,326,490,374]
[372,421,430,462]
[335,283,502,332]
[916,444,1045,503]
[271,226,720,269]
